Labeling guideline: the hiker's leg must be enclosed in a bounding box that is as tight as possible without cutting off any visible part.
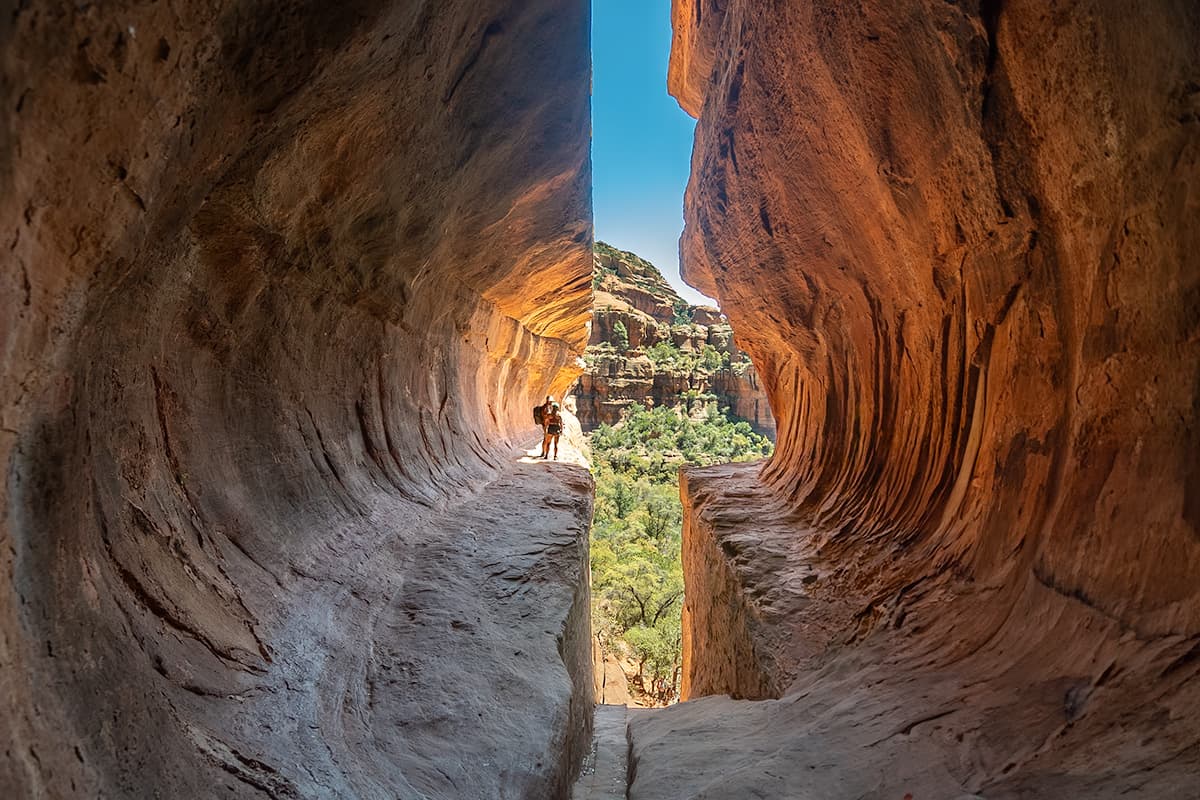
[541,431,551,457]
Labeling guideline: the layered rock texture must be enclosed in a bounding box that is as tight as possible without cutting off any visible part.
[641,1,1200,797]
[1,2,594,797]
[573,243,774,437]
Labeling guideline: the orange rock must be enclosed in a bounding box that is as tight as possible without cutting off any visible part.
[0,1,594,796]
[657,0,1200,797]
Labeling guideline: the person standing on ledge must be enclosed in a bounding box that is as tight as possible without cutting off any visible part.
[542,402,563,460]
[535,395,555,457]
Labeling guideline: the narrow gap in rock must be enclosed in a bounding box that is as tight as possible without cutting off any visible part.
[576,242,774,710]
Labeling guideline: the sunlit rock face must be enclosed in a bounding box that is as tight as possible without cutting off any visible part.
[1,1,592,797]
[665,0,1200,796]
[574,244,776,435]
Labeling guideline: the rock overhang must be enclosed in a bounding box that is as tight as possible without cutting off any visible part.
[1,1,596,796]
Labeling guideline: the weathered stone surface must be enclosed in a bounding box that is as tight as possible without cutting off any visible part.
[678,464,816,702]
[659,0,1200,796]
[1,1,593,797]
[689,306,723,327]
[591,640,632,707]
[570,704,629,800]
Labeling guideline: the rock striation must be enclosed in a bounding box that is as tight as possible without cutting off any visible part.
[1,1,594,797]
[650,1,1200,797]
[573,243,774,437]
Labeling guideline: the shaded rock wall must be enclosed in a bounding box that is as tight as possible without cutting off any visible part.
[708,368,771,439]
[1,1,593,797]
[668,0,1200,795]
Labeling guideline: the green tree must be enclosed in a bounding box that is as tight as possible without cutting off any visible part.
[611,320,630,352]
[598,474,637,520]
[641,487,679,544]
[672,300,692,326]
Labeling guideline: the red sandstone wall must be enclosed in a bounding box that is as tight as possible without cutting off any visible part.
[674,0,1199,657]
[670,0,1199,793]
[0,2,592,796]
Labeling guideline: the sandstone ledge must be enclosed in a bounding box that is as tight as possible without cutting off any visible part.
[679,462,827,700]
[666,463,1200,798]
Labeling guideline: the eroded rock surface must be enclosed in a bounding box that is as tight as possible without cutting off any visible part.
[1,1,593,797]
[656,0,1200,797]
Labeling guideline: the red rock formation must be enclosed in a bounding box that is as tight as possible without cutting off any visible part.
[1,2,594,797]
[689,306,723,327]
[648,1,1200,796]
[576,244,775,436]
[708,368,773,445]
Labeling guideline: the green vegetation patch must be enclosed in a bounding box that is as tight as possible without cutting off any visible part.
[588,403,773,705]
[643,341,728,373]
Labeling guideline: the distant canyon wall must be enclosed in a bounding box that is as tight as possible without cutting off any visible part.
[574,245,775,436]
[574,349,774,439]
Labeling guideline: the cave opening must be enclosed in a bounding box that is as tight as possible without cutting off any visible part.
[574,241,776,710]
[2,1,1198,799]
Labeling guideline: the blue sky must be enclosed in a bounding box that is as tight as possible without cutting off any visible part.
[591,0,713,306]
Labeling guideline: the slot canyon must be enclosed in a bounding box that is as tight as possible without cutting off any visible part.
[2,2,1197,799]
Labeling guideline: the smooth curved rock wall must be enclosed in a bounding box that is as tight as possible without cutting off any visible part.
[1,2,592,797]
[668,0,1200,795]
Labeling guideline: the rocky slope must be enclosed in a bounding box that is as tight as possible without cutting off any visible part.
[1,2,593,797]
[573,243,774,437]
[639,0,1200,797]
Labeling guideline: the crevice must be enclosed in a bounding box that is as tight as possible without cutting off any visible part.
[624,717,638,800]
[19,259,31,306]
[758,200,773,237]
[1159,637,1200,680]
[304,407,350,497]
[867,708,958,747]
[187,725,300,800]
[149,367,205,539]
[1031,561,1134,634]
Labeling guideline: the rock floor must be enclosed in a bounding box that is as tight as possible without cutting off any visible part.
[8,434,596,799]
[570,705,630,800]
[334,452,595,799]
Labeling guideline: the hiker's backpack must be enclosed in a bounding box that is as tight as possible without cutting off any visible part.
[533,404,545,426]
